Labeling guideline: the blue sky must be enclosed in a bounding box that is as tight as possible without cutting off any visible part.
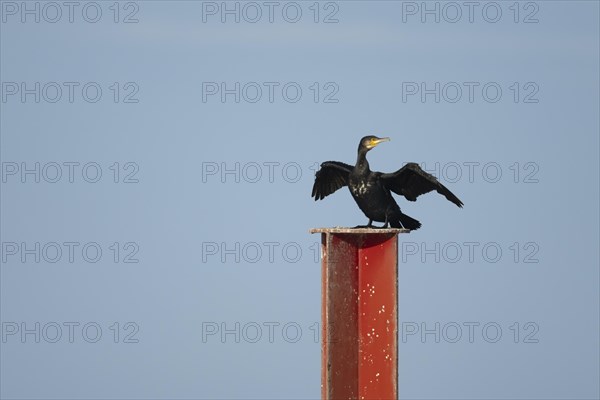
[1,1,599,399]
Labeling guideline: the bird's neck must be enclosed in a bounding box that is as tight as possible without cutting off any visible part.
[355,149,371,173]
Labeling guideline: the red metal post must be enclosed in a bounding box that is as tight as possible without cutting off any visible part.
[311,228,407,400]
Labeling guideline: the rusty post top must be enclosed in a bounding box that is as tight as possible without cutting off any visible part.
[309,227,409,234]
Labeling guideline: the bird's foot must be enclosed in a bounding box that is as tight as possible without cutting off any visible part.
[354,220,375,229]
[354,224,391,229]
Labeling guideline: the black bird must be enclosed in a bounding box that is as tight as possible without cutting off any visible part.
[311,136,463,230]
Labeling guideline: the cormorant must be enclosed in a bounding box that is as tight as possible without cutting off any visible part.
[311,136,463,230]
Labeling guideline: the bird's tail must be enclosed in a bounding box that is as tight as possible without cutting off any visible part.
[391,213,422,230]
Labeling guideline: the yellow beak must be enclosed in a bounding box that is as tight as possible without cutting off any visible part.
[368,137,391,148]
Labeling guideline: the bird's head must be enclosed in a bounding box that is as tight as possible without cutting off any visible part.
[360,135,391,152]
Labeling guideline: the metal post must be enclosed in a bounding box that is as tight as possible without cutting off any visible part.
[310,228,408,400]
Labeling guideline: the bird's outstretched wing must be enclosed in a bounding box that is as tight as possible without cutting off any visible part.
[311,161,353,200]
[380,163,464,207]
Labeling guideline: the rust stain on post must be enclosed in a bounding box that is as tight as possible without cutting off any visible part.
[311,227,407,400]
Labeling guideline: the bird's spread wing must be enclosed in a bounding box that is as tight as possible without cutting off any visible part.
[380,162,464,207]
[311,161,353,200]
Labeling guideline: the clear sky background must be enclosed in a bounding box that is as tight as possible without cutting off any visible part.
[1,1,599,399]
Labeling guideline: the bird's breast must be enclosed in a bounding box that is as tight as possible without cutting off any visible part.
[350,179,372,196]
[349,179,373,197]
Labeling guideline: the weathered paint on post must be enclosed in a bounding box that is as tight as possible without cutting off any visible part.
[311,227,407,400]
